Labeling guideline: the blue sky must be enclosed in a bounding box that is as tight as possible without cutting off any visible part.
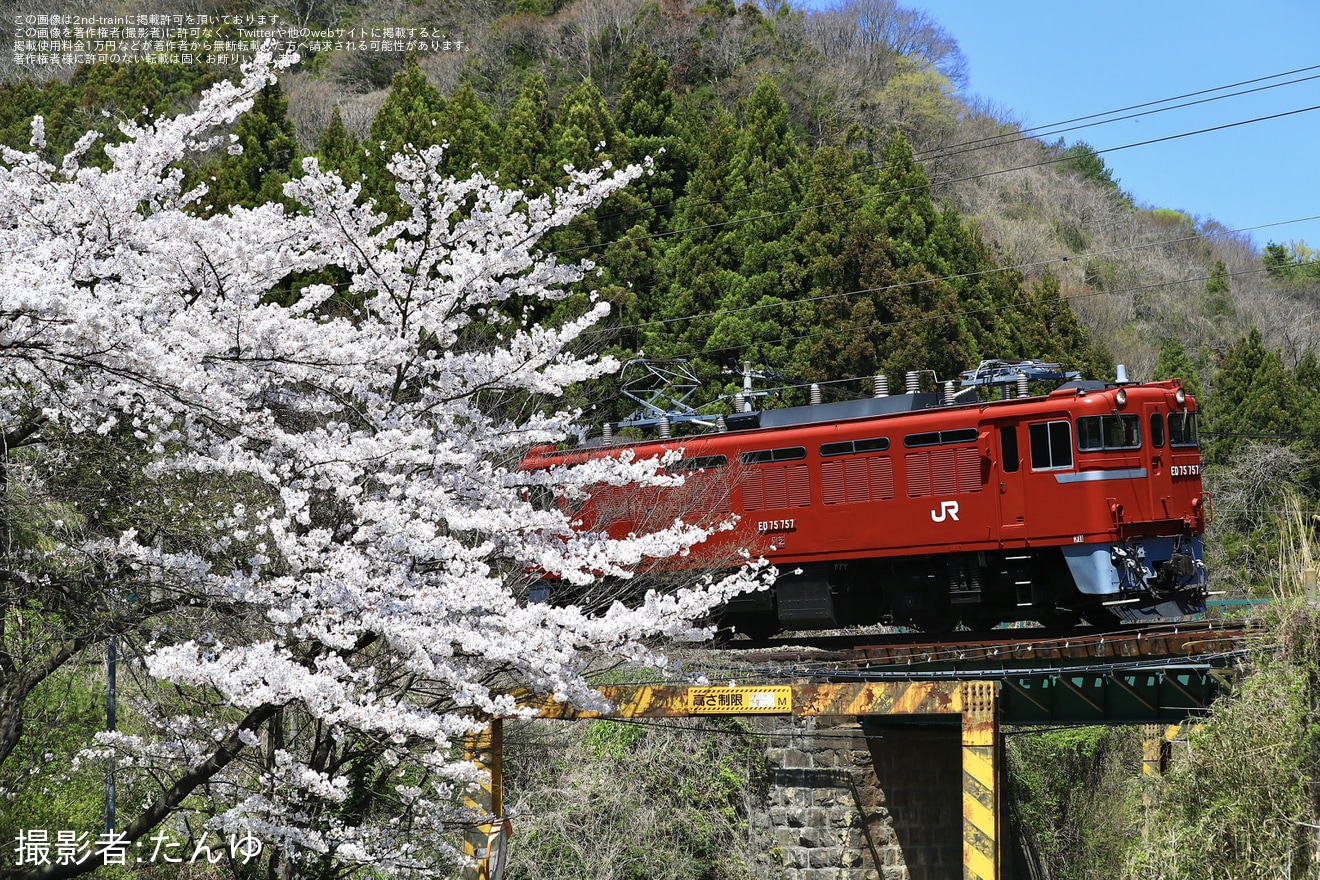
[893,0,1320,250]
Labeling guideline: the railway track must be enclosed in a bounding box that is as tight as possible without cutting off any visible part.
[721,618,1253,669]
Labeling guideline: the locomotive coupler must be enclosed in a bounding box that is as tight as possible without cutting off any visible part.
[1110,544,1152,592]
[1109,536,1205,597]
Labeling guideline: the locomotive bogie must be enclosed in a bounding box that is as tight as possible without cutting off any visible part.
[523,375,1209,632]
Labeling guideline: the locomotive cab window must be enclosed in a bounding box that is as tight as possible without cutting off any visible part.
[1076,414,1141,451]
[1169,412,1199,447]
[1150,412,1165,448]
[1029,420,1072,470]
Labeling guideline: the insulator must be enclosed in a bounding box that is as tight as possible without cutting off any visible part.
[905,371,920,394]
[1116,364,1129,384]
[716,415,727,433]
[734,393,745,413]
[1016,373,1029,398]
[602,422,613,445]
[874,375,889,397]
[659,416,671,439]
[810,383,821,405]
[943,381,955,404]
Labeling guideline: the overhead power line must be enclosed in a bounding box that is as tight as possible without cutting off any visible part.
[931,63,1320,161]
[550,100,1320,262]
[561,63,1320,257]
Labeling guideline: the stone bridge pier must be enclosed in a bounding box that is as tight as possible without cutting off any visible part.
[748,716,966,880]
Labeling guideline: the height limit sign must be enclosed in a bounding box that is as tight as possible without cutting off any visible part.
[687,686,792,714]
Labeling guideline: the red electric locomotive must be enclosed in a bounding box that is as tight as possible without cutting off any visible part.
[523,360,1207,633]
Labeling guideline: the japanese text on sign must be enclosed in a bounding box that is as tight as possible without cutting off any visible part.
[688,686,792,714]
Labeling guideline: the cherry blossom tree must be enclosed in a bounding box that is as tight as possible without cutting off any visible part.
[0,52,763,879]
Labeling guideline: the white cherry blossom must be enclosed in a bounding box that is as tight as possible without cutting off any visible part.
[0,51,766,878]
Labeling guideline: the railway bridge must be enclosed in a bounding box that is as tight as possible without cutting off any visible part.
[464,620,1248,880]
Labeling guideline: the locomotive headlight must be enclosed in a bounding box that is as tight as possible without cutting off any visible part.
[1115,388,1127,407]
[1175,388,1186,406]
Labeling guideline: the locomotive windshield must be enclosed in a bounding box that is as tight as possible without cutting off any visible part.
[1169,412,1199,447]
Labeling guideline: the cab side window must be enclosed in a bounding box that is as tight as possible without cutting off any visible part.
[1029,420,1072,470]
[1076,415,1141,451]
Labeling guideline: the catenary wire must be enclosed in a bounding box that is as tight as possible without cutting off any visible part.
[921,63,1320,153]
[576,62,1320,241]
[922,72,1320,165]
[552,100,1320,261]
